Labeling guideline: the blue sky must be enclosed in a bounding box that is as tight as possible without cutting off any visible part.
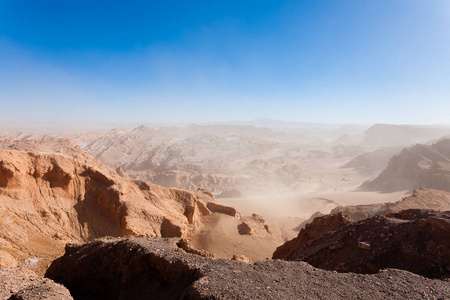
[1,0,450,129]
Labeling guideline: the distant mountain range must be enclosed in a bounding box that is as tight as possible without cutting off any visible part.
[2,123,450,195]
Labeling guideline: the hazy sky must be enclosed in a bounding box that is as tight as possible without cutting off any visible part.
[1,0,450,128]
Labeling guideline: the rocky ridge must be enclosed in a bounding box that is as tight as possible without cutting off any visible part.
[331,188,450,221]
[341,146,402,176]
[333,124,450,149]
[361,138,450,192]
[45,237,450,300]
[273,209,450,279]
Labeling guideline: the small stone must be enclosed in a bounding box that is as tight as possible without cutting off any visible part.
[358,242,371,250]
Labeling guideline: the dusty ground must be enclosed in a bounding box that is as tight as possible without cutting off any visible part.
[218,190,410,247]
[189,213,279,261]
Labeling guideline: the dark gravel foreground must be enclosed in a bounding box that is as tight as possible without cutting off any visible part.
[0,267,72,299]
[45,237,450,300]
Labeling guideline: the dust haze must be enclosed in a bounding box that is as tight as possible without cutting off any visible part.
[2,121,450,246]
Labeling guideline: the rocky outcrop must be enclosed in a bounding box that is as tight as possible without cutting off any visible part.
[361,138,450,192]
[273,209,450,279]
[237,222,253,235]
[0,267,72,300]
[206,202,238,217]
[238,214,273,236]
[0,141,215,273]
[331,188,450,221]
[0,140,277,273]
[176,238,214,258]
[161,218,186,238]
[231,253,251,263]
[45,237,450,300]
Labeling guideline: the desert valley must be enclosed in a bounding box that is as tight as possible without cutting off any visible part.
[2,1,450,298]
[0,122,449,299]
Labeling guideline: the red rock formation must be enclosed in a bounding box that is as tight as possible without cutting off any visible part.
[0,141,216,273]
[0,140,275,273]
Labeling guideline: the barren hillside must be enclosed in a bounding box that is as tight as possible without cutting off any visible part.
[50,125,373,196]
[361,138,450,192]
[0,140,275,273]
[341,146,402,176]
